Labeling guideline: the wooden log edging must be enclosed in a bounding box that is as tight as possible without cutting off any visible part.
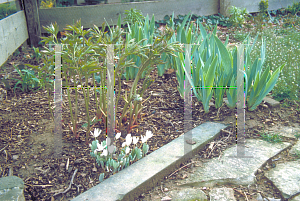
[38,0,300,33]
[38,0,219,33]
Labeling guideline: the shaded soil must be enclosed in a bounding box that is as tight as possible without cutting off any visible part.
[0,19,300,201]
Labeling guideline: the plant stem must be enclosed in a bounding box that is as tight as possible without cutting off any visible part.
[46,85,54,121]
[79,72,91,144]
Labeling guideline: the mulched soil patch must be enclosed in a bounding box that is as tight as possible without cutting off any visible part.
[0,19,299,200]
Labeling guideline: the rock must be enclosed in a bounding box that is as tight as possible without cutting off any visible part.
[256,193,281,201]
[0,176,25,201]
[12,155,19,160]
[167,188,208,201]
[265,160,300,200]
[223,97,280,109]
[161,195,172,201]
[262,97,280,108]
[210,187,236,201]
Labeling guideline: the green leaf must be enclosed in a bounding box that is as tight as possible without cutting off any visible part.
[214,35,232,70]
[135,148,143,160]
[142,143,149,155]
[99,173,105,182]
[149,14,155,36]
[199,23,207,39]
[226,77,237,109]
[176,12,191,42]
[201,55,218,113]
[205,56,217,87]
[249,63,285,110]
[186,27,192,44]
[214,74,226,109]
[181,29,186,43]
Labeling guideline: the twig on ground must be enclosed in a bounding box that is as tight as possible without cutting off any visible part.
[208,130,232,158]
[244,191,249,201]
[8,166,13,176]
[160,184,164,194]
[31,184,53,187]
[0,145,8,152]
[74,184,81,194]
[233,188,250,200]
[53,168,78,197]
[4,150,7,163]
[167,161,195,179]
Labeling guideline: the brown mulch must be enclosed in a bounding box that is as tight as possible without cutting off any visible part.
[0,19,299,201]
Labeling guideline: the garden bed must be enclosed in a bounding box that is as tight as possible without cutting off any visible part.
[0,6,300,200]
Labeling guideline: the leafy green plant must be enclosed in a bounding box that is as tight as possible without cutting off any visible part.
[177,22,234,113]
[233,30,249,42]
[122,14,156,80]
[155,13,231,30]
[156,11,203,81]
[241,34,285,111]
[32,47,42,63]
[24,53,55,87]
[114,22,183,135]
[0,2,17,20]
[228,6,250,27]
[84,0,107,5]
[177,21,285,112]
[90,129,152,180]
[123,8,145,26]
[285,1,300,16]
[40,21,100,140]
[171,19,231,112]
[282,13,300,28]
[259,0,269,16]
[294,132,300,139]
[10,64,41,93]
[40,0,55,8]
[272,87,292,102]
[259,132,282,143]
[250,27,299,103]
[39,15,183,144]
[253,0,269,32]
[24,60,55,119]
[56,0,73,7]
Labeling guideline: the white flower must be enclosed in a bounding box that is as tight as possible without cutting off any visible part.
[141,135,147,144]
[125,146,131,154]
[132,136,139,145]
[141,130,153,143]
[101,149,108,157]
[122,134,133,147]
[94,141,106,155]
[91,128,101,138]
[116,132,121,139]
[125,134,132,146]
[122,142,126,148]
[145,130,153,139]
